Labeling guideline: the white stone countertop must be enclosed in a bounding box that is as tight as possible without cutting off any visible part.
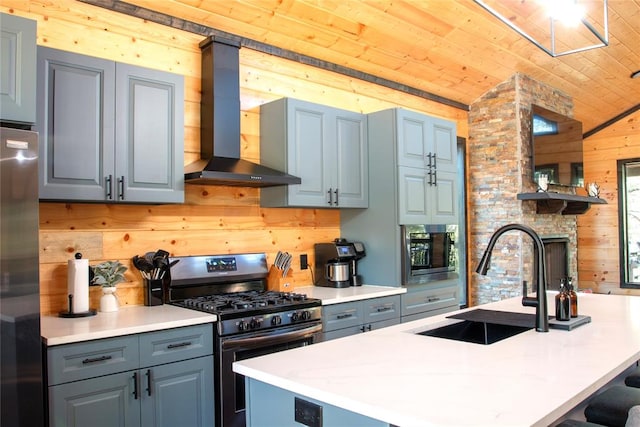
[295,284,406,305]
[41,304,217,346]
[234,292,640,427]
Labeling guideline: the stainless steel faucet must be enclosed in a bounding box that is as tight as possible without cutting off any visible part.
[475,223,549,332]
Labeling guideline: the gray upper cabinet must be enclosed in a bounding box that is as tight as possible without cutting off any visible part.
[36,46,184,203]
[260,97,368,208]
[377,108,457,224]
[0,13,37,125]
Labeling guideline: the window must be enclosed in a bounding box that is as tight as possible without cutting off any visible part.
[619,159,640,288]
[533,114,558,136]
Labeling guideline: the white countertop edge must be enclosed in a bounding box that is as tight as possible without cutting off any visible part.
[295,284,406,305]
[234,293,640,426]
[41,305,217,346]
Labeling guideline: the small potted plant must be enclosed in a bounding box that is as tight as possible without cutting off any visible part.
[92,260,127,312]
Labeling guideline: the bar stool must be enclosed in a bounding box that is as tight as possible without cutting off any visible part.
[555,420,605,427]
[584,385,640,427]
[625,366,640,388]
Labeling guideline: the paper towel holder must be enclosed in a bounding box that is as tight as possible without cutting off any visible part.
[58,253,97,318]
[58,294,97,318]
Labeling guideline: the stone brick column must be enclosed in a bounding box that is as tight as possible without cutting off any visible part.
[468,73,579,306]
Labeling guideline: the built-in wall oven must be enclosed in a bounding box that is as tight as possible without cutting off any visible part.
[401,224,459,286]
[166,253,322,427]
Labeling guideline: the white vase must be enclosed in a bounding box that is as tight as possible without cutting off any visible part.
[100,287,119,312]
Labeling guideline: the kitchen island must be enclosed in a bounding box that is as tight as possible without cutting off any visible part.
[234,292,640,426]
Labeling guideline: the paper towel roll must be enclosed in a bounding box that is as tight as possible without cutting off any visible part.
[67,258,89,313]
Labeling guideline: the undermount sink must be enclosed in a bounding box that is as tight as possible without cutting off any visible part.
[416,309,535,345]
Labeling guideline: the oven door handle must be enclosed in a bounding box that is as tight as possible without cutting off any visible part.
[221,323,322,351]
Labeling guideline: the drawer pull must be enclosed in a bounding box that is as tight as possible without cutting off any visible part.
[336,314,352,320]
[427,297,440,303]
[167,341,192,349]
[376,306,392,312]
[82,355,112,364]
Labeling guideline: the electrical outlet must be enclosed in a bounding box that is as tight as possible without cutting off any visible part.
[295,397,322,427]
[300,254,308,270]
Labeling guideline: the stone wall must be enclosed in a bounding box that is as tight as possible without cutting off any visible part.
[468,73,579,306]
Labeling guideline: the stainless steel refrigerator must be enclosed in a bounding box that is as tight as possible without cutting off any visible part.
[0,127,44,426]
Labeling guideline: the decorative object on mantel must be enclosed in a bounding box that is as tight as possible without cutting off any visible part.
[517,192,607,215]
[586,182,601,198]
[92,260,127,312]
[537,174,549,192]
[473,0,609,57]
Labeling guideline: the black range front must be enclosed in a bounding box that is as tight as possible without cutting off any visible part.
[166,253,322,427]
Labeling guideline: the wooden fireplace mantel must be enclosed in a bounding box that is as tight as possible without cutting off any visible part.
[517,192,607,215]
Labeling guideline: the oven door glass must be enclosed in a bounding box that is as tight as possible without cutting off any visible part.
[219,322,322,427]
[409,231,455,273]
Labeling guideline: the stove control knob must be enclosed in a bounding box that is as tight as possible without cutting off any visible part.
[238,320,247,331]
[291,312,299,322]
[271,315,282,326]
[301,310,311,320]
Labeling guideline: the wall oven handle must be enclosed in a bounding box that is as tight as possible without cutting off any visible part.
[221,323,322,351]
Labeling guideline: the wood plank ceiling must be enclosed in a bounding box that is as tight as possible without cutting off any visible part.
[117,0,639,133]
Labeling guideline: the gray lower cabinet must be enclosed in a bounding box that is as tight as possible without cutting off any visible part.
[0,13,36,125]
[246,378,389,427]
[260,97,368,208]
[400,281,459,323]
[321,295,401,341]
[47,324,214,427]
[36,46,184,203]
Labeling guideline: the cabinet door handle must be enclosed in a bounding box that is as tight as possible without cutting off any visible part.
[82,355,112,364]
[132,372,139,400]
[327,188,333,205]
[427,169,433,186]
[426,152,432,168]
[431,153,437,169]
[432,169,437,186]
[146,369,152,396]
[334,188,339,206]
[118,176,125,200]
[167,341,192,349]
[105,175,113,200]
[360,324,372,333]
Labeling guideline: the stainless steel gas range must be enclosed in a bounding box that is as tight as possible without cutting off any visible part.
[165,253,322,427]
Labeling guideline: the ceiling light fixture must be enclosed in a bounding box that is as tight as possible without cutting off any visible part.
[473,0,609,57]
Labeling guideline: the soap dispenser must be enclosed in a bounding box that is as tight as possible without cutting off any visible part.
[567,276,578,318]
[555,278,570,321]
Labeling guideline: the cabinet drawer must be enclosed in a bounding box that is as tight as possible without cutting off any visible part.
[139,324,213,367]
[362,295,401,324]
[401,285,458,318]
[47,335,139,386]
[322,302,363,332]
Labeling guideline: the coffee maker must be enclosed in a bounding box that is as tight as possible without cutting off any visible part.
[314,238,366,288]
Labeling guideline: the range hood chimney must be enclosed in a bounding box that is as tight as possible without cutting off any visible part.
[184,36,301,187]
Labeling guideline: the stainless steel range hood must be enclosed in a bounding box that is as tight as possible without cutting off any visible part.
[184,36,301,187]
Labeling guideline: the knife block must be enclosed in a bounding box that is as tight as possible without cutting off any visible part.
[266,266,293,292]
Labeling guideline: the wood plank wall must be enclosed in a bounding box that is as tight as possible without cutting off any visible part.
[1,1,468,314]
[578,109,640,295]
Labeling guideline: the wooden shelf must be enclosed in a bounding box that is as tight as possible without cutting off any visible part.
[517,192,606,215]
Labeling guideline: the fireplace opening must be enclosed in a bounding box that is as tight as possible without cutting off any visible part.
[536,237,569,290]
